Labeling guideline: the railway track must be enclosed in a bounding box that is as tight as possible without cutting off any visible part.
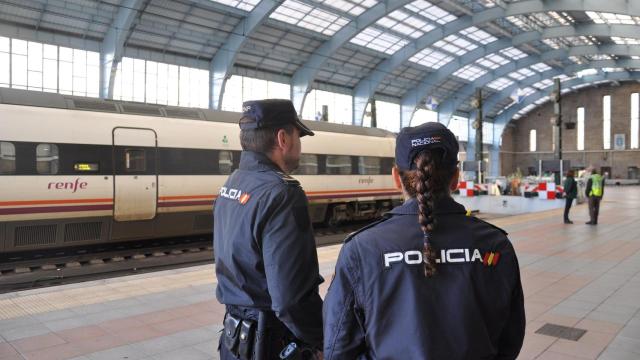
[0,223,367,293]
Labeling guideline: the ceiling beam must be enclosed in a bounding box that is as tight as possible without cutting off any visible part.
[209,0,279,110]
[100,0,146,99]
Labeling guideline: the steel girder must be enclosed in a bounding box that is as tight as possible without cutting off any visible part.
[485,71,637,176]
[474,60,640,124]
[100,0,145,99]
[209,0,279,110]
[349,0,640,127]
[417,44,640,128]
[437,24,640,123]
[290,0,413,114]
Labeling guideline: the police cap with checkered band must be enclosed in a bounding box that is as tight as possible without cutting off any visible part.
[395,122,459,171]
[239,99,314,137]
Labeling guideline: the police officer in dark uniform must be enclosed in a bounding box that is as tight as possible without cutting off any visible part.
[323,122,525,359]
[215,99,323,360]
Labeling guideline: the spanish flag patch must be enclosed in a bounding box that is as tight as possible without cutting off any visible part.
[482,252,500,266]
[239,193,251,205]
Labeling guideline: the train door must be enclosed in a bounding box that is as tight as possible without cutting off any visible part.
[113,128,158,221]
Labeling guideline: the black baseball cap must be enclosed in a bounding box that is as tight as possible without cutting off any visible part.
[395,122,459,171]
[239,99,314,137]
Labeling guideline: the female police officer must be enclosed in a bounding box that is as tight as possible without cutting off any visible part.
[323,122,525,359]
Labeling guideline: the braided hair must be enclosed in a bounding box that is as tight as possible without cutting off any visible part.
[399,148,458,277]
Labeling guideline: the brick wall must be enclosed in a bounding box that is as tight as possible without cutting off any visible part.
[500,82,640,178]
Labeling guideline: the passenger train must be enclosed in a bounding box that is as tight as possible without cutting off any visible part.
[0,89,401,253]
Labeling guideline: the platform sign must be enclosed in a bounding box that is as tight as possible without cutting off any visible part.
[614,134,625,150]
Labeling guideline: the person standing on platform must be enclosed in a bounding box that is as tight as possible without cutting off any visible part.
[323,122,525,360]
[563,170,577,224]
[585,168,605,225]
[214,99,323,360]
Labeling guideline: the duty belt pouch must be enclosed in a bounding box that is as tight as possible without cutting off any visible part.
[224,314,242,356]
[238,319,256,360]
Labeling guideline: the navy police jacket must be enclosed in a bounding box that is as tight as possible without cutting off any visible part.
[214,151,324,348]
[323,197,525,360]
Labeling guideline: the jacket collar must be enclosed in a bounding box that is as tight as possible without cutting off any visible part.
[387,196,466,216]
[239,151,282,173]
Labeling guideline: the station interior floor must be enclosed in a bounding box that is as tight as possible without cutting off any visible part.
[1,187,639,360]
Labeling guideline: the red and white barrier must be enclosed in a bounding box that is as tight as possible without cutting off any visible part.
[537,182,556,200]
[458,181,475,197]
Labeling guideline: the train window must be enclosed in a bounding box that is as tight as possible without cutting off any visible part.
[36,143,59,174]
[326,155,352,175]
[125,149,146,172]
[219,150,234,175]
[293,154,318,175]
[381,157,394,174]
[358,156,381,175]
[0,141,16,174]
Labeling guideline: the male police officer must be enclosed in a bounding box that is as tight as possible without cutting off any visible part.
[215,99,323,360]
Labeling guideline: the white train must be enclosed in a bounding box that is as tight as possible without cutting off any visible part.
[0,89,401,252]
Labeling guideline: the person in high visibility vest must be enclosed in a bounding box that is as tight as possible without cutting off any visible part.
[585,169,605,225]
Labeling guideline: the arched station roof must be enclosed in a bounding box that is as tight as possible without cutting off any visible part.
[3,0,640,131]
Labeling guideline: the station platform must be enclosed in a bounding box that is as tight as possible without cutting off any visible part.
[1,188,639,360]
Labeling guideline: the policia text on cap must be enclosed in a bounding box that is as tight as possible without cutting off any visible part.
[214,99,323,360]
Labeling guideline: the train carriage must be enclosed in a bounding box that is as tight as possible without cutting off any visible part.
[0,89,401,253]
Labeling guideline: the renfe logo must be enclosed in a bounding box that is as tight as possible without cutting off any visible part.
[48,178,88,193]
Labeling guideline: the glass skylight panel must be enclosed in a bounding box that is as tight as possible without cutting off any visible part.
[409,48,453,69]
[612,37,640,45]
[565,36,595,46]
[453,64,487,81]
[554,74,572,82]
[209,0,260,11]
[576,68,598,77]
[460,27,497,45]
[376,9,434,39]
[350,28,410,54]
[548,11,574,25]
[405,1,456,25]
[521,87,536,97]
[586,11,640,25]
[534,97,549,106]
[476,53,509,70]
[507,16,532,31]
[532,79,554,90]
[603,67,625,72]
[321,0,377,16]
[478,0,496,8]
[542,38,561,49]
[434,35,478,56]
[501,47,527,60]
[270,0,350,36]
[508,68,535,81]
[568,56,584,64]
[487,77,514,91]
[587,54,614,61]
[531,62,552,72]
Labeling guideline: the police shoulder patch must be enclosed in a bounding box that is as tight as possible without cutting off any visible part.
[472,216,508,236]
[344,215,390,244]
[274,171,300,186]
